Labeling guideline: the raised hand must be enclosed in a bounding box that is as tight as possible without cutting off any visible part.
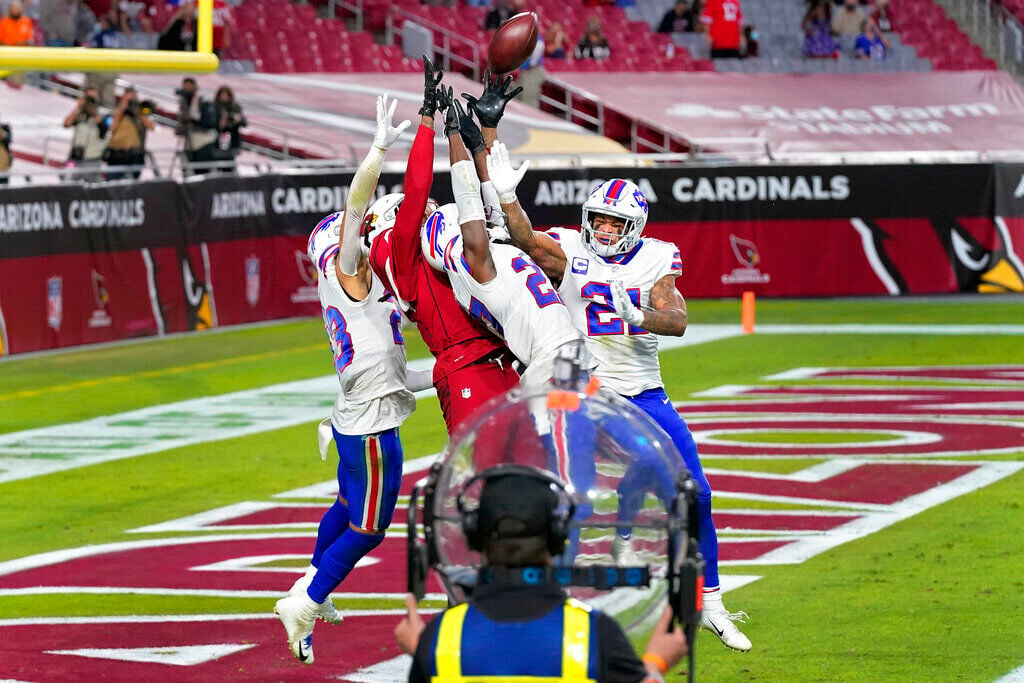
[485,140,530,204]
[461,69,524,129]
[455,100,485,156]
[418,55,445,117]
[610,280,644,327]
[436,86,461,137]
[373,94,411,151]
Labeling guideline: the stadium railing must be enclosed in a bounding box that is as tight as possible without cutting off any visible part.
[940,0,1024,75]
[384,6,483,80]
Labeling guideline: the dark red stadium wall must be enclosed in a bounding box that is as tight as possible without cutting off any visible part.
[1,164,1022,354]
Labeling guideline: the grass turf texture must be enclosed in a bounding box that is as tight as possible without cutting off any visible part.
[1,297,1022,680]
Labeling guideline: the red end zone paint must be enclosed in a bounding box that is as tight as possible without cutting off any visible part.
[0,615,410,682]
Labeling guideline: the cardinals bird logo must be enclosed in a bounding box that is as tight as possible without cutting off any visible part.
[730,235,761,269]
[296,250,318,285]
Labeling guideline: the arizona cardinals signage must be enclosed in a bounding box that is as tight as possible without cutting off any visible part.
[0,162,1021,354]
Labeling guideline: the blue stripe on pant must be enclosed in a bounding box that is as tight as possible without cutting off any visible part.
[306,426,404,603]
[624,388,720,588]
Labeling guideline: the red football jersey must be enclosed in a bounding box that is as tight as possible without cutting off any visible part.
[701,0,743,50]
[368,124,505,383]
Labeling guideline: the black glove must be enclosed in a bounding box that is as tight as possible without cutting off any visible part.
[460,69,524,129]
[456,102,485,157]
[418,56,445,117]
[437,86,460,137]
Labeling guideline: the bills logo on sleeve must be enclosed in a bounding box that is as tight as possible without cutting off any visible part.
[572,257,589,275]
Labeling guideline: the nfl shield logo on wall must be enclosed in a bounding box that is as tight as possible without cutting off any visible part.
[245,256,260,307]
[46,276,63,331]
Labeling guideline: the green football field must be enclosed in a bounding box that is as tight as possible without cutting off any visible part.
[1,297,1023,681]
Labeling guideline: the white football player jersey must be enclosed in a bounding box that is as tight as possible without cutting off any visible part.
[434,206,584,388]
[547,227,683,396]
[308,213,415,435]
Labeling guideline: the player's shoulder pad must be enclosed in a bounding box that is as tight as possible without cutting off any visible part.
[640,237,683,275]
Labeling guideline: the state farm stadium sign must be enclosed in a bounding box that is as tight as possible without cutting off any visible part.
[667,102,998,136]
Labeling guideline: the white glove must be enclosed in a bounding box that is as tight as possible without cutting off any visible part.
[485,140,530,205]
[373,94,411,151]
[610,280,644,327]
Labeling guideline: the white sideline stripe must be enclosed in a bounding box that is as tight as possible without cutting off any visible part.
[723,461,1023,566]
[996,663,1024,682]
[0,587,448,600]
[0,610,442,627]
[705,459,863,483]
[3,324,1023,485]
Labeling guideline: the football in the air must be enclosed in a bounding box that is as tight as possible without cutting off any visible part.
[488,12,540,74]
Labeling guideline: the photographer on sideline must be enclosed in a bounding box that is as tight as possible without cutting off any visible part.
[176,77,219,173]
[63,86,108,181]
[213,85,246,171]
[395,467,689,682]
[0,115,12,185]
[104,87,154,180]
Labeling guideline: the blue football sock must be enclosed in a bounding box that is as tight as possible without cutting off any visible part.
[697,495,719,588]
[307,528,384,603]
[311,498,350,568]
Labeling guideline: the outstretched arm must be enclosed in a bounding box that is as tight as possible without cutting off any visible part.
[486,141,567,283]
[389,57,444,291]
[337,94,410,300]
[439,89,495,284]
[610,275,687,337]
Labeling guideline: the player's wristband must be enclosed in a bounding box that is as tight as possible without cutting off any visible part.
[496,190,517,205]
[642,653,668,674]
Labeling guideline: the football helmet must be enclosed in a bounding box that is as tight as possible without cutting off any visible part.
[360,193,405,257]
[421,203,462,272]
[581,179,649,257]
[307,212,343,263]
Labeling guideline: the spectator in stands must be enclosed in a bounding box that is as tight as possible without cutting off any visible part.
[543,20,570,59]
[854,17,889,59]
[158,0,194,51]
[871,0,895,32]
[484,0,517,30]
[0,1,34,45]
[90,10,126,47]
[701,0,743,58]
[518,30,546,106]
[212,84,245,170]
[831,0,866,36]
[742,24,757,57]
[176,76,219,171]
[124,14,159,48]
[211,0,230,56]
[63,86,108,180]
[39,0,77,46]
[802,0,838,58]
[0,116,11,185]
[575,16,610,60]
[103,87,153,179]
[658,0,695,34]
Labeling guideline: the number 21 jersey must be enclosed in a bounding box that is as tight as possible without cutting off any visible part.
[548,227,682,397]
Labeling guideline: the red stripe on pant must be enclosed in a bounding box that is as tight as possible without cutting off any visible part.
[363,436,381,531]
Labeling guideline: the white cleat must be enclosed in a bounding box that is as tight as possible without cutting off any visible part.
[274,594,318,664]
[288,581,344,626]
[289,570,344,625]
[700,605,752,652]
[610,535,642,567]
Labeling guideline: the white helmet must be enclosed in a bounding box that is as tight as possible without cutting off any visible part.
[360,192,405,257]
[581,179,649,257]
[307,211,343,263]
[421,203,463,272]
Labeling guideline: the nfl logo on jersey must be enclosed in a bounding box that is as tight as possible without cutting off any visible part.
[571,257,589,275]
[46,276,62,332]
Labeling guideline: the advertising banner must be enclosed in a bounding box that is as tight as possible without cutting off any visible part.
[1,161,1021,355]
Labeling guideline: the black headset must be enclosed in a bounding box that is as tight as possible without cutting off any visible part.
[456,464,576,557]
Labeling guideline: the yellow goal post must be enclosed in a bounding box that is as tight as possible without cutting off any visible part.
[0,0,219,76]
